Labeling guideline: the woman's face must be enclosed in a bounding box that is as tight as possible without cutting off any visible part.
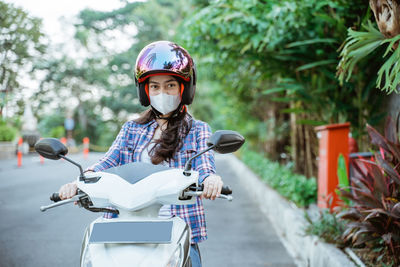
[148,75,180,96]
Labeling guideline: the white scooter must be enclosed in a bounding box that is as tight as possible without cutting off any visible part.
[36,130,244,267]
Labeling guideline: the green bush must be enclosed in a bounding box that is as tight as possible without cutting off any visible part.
[50,126,65,139]
[304,209,347,247]
[240,148,317,207]
[0,122,17,142]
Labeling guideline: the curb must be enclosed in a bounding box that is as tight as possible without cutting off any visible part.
[220,154,358,267]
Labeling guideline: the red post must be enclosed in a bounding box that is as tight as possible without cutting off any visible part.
[83,137,89,159]
[40,155,44,164]
[315,123,350,209]
[17,137,23,167]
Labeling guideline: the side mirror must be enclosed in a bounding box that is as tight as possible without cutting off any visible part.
[34,138,68,160]
[207,130,245,154]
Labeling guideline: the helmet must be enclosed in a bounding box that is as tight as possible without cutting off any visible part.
[135,41,196,107]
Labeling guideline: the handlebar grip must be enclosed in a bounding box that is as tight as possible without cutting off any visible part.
[221,185,232,195]
[199,184,233,195]
[50,193,61,202]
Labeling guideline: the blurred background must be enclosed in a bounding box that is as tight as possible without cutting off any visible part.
[1,0,399,177]
[3,1,400,266]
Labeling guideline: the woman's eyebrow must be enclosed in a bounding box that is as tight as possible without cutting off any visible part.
[165,79,177,83]
[149,81,159,84]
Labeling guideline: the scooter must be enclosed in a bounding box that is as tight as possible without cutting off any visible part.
[36,130,244,267]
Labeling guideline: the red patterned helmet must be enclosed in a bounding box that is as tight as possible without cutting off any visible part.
[135,41,196,106]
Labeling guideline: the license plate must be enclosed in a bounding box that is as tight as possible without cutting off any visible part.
[89,221,173,244]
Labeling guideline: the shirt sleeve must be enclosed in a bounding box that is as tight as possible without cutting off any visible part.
[193,121,216,184]
[85,122,130,172]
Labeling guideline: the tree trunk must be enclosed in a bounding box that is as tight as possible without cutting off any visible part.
[290,105,319,178]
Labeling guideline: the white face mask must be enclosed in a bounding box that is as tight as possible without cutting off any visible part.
[150,93,181,115]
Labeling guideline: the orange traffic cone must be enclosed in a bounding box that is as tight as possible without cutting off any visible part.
[17,137,23,167]
[83,137,89,159]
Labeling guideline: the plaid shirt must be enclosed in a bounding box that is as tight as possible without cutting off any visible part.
[86,114,216,243]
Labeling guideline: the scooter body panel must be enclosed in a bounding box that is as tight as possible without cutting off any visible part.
[77,165,196,267]
[77,169,198,211]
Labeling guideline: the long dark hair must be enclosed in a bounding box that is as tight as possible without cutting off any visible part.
[135,108,192,165]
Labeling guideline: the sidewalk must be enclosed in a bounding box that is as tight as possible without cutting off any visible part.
[202,154,296,267]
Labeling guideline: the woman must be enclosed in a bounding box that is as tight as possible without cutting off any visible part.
[58,40,223,266]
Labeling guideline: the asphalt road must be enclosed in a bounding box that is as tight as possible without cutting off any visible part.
[0,152,295,267]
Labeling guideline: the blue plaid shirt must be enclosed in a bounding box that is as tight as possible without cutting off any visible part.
[87,114,216,243]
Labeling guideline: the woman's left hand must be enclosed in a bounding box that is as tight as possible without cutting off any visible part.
[202,174,223,200]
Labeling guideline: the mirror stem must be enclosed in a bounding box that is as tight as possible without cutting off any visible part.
[59,155,85,180]
[183,144,215,176]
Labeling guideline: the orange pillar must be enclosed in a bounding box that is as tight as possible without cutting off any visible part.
[17,137,23,167]
[60,137,67,146]
[315,123,350,209]
[83,137,89,159]
[59,137,67,161]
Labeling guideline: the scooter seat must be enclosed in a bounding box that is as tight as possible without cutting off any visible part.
[103,162,171,185]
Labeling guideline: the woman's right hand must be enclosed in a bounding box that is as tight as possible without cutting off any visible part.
[58,182,77,200]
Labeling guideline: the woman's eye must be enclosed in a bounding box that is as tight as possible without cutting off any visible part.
[167,83,177,88]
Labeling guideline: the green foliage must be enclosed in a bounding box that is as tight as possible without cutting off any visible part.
[50,126,64,139]
[182,0,384,157]
[240,147,317,207]
[337,154,349,188]
[0,120,17,141]
[338,20,400,94]
[37,112,65,137]
[377,35,400,94]
[336,154,351,206]
[304,209,347,247]
[337,21,384,84]
[338,117,400,265]
[0,1,46,113]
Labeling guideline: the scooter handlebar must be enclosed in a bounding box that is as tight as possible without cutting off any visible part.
[40,194,85,212]
[50,193,61,202]
[184,184,234,201]
[221,185,232,195]
[199,184,232,195]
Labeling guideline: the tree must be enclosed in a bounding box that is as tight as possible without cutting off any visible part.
[181,0,384,177]
[0,1,46,117]
[34,0,188,145]
[72,0,187,118]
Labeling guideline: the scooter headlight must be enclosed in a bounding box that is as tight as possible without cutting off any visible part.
[165,245,182,267]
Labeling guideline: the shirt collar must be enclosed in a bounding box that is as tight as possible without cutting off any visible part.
[142,118,158,129]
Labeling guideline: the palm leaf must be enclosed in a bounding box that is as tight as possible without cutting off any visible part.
[337,21,384,84]
[286,38,337,48]
[296,59,337,72]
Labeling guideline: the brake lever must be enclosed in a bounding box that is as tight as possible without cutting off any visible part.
[40,194,86,212]
[183,191,233,201]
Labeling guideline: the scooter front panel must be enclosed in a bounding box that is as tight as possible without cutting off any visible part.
[82,217,190,267]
